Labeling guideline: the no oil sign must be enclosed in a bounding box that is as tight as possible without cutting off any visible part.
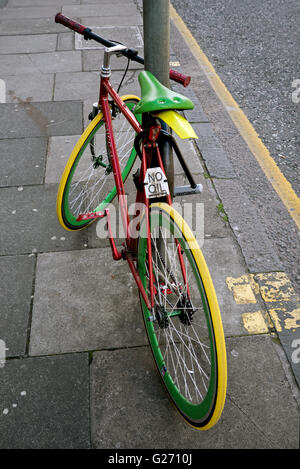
[144,167,170,199]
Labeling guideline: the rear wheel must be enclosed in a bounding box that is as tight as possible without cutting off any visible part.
[137,202,227,429]
[57,96,140,231]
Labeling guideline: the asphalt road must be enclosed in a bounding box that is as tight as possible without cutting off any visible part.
[171,0,300,197]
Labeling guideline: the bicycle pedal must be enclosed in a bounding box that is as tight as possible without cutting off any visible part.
[173,184,203,197]
[76,211,106,221]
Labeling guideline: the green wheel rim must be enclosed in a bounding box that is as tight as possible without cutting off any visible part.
[138,206,218,426]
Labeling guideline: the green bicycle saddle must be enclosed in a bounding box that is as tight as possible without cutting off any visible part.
[134,70,194,114]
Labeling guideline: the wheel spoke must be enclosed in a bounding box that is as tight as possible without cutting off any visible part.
[141,210,215,406]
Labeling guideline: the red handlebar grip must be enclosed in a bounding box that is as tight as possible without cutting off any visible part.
[169,69,191,87]
[55,12,86,35]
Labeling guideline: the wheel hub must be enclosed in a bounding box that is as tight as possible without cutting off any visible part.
[179,296,195,325]
[155,305,169,329]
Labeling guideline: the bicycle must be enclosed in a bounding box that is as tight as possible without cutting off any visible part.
[55,13,227,430]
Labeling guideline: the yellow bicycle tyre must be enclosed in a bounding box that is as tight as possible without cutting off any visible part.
[138,202,227,429]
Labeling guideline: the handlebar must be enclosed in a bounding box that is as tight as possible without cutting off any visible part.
[55,13,86,34]
[169,69,191,87]
[55,13,191,87]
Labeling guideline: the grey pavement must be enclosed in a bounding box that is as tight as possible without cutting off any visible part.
[0,0,299,450]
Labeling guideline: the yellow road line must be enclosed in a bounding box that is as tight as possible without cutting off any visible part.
[226,273,300,334]
[170,4,300,230]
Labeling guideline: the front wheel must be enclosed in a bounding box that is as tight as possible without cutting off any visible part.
[137,202,227,429]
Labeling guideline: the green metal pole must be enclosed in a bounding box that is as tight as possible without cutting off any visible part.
[142,0,174,198]
[143,0,170,87]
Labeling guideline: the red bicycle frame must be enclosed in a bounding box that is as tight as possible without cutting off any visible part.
[95,47,189,312]
[100,75,155,309]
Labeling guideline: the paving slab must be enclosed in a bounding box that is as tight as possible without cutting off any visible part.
[194,144,237,179]
[226,335,299,448]
[0,6,59,19]
[188,122,216,140]
[0,184,87,255]
[173,83,209,124]
[0,255,35,357]
[82,49,144,72]
[184,104,209,124]
[0,17,77,36]
[0,52,80,76]
[54,70,139,102]
[7,0,79,6]
[28,233,253,360]
[0,101,83,139]
[75,25,143,51]
[174,173,229,239]
[90,336,299,448]
[62,3,140,20]
[0,55,36,75]
[0,353,90,448]
[4,73,54,102]
[201,236,264,336]
[45,134,81,184]
[254,272,300,387]
[32,51,81,74]
[80,15,143,27]
[0,137,47,187]
[213,178,283,272]
[174,138,203,175]
[54,71,101,102]
[57,32,74,51]
[29,247,145,356]
[81,0,135,3]
[0,34,57,54]
[193,127,228,152]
